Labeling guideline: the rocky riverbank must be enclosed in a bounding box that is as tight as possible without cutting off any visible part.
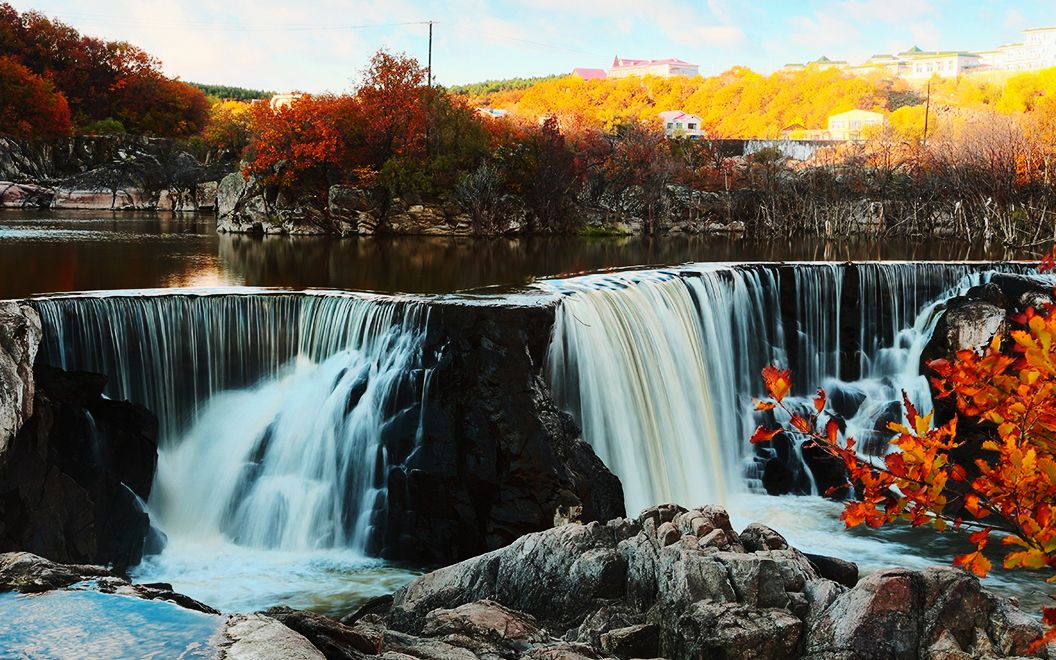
[1,505,1048,659]
[0,136,230,212]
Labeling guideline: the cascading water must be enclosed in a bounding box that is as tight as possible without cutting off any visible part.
[542,266,784,509]
[543,262,1025,515]
[31,291,428,612]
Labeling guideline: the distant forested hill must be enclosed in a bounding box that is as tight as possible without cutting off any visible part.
[193,83,274,101]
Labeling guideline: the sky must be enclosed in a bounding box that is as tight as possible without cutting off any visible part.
[10,0,1056,92]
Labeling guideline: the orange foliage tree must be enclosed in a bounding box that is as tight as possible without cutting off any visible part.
[243,95,361,191]
[752,266,1056,647]
[0,3,207,137]
[0,54,72,138]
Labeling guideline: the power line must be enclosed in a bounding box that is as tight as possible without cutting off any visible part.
[26,11,435,33]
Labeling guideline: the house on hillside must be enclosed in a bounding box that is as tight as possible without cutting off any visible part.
[827,109,885,141]
[270,92,306,111]
[572,67,607,81]
[659,110,705,138]
[608,57,699,79]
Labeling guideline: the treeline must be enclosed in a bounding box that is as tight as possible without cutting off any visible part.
[475,65,1056,140]
[0,3,207,139]
[204,50,1056,241]
[192,83,273,102]
[447,74,562,99]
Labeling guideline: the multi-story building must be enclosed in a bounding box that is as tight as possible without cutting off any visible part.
[607,57,699,79]
[977,27,1056,71]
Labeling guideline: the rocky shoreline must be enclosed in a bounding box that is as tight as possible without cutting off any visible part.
[1,504,1048,659]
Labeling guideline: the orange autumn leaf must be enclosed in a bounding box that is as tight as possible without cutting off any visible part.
[761,366,792,403]
[750,426,782,444]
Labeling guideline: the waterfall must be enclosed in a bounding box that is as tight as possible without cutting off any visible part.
[31,291,427,554]
[543,262,1022,514]
[542,266,784,510]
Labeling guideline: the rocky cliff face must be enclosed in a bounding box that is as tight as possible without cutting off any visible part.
[0,136,231,211]
[371,299,625,565]
[0,365,159,570]
[0,302,40,457]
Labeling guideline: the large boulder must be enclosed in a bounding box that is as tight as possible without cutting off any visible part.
[0,365,158,570]
[378,505,1050,660]
[0,302,40,455]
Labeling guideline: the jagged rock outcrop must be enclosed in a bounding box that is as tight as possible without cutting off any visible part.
[0,302,40,455]
[368,505,1050,659]
[371,300,625,565]
[3,511,1047,660]
[217,172,332,234]
[0,136,230,210]
[0,365,159,570]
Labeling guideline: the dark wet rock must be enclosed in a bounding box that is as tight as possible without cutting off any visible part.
[804,553,858,588]
[991,273,1056,310]
[0,364,158,569]
[376,505,1050,660]
[340,593,394,626]
[739,522,789,552]
[762,456,796,495]
[663,602,802,660]
[599,622,659,658]
[265,606,382,659]
[371,300,624,566]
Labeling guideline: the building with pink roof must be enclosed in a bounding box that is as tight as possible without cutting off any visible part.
[607,56,699,79]
[571,67,607,81]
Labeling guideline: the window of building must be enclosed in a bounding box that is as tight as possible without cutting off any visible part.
[688,123,697,129]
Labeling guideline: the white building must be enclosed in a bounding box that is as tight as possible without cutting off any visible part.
[607,57,699,79]
[977,27,1056,71]
[827,109,885,141]
[659,110,705,138]
[269,92,306,111]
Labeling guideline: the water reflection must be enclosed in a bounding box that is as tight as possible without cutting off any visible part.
[0,209,1047,298]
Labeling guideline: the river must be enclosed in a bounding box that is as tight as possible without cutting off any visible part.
[0,210,1036,298]
[1,210,1048,631]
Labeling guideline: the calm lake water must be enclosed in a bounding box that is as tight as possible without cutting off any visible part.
[0,209,1040,298]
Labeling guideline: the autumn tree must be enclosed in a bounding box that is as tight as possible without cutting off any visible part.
[353,50,428,168]
[0,55,72,139]
[0,3,208,137]
[752,263,1056,648]
[204,100,254,154]
[244,94,362,192]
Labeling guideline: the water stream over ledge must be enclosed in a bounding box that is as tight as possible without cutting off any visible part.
[20,260,1051,616]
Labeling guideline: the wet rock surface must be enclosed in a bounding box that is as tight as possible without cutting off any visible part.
[0,302,40,455]
[0,365,158,570]
[370,300,626,566]
[1,509,1049,659]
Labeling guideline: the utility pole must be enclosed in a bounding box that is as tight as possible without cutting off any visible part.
[427,21,433,87]
[922,79,931,144]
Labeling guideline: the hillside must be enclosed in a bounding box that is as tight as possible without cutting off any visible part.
[465,65,1056,139]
